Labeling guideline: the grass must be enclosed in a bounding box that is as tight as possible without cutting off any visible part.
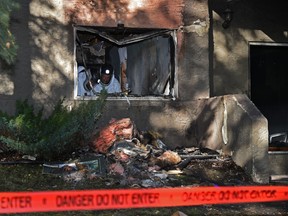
[0,159,287,215]
[0,163,204,216]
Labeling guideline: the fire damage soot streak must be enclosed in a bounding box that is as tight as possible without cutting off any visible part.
[56,192,160,208]
[182,189,277,203]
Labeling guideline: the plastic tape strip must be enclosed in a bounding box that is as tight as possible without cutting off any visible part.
[1,186,288,213]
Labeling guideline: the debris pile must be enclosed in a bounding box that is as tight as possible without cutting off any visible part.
[43,118,253,186]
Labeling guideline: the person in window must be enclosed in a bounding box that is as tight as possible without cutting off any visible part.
[118,47,128,92]
[77,65,93,96]
[94,64,121,93]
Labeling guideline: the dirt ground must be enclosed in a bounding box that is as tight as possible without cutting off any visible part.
[1,150,288,215]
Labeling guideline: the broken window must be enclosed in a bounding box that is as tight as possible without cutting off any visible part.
[74,25,177,99]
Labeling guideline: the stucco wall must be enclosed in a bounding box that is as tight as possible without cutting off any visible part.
[0,0,271,182]
[67,0,210,147]
[64,0,184,29]
[0,0,209,154]
[180,0,210,100]
[0,0,210,113]
[194,94,269,183]
[210,0,288,97]
[0,0,74,114]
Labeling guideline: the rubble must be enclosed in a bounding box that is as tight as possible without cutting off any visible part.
[42,118,254,186]
[91,118,135,153]
[153,150,182,168]
[43,154,106,182]
[171,211,188,216]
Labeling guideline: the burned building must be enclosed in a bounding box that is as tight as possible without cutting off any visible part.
[2,0,288,183]
[75,26,176,97]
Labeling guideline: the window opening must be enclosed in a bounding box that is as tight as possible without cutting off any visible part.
[74,25,177,98]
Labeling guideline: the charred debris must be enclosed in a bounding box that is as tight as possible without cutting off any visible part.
[41,118,253,187]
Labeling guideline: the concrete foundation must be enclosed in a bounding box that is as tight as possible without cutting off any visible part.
[88,94,269,183]
[269,151,288,176]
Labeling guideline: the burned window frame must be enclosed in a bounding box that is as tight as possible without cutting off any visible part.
[73,25,178,100]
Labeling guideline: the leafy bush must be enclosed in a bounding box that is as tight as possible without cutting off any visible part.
[0,92,107,160]
[0,0,20,65]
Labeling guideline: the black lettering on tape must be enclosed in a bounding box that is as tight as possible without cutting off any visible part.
[131,193,159,205]
[183,191,218,202]
[56,195,94,207]
[232,190,249,200]
[250,190,260,199]
[112,194,129,205]
[219,191,230,201]
[95,194,109,206]
[1,186,287,213]
[182,189,281,204]
[182,192,192,202]
[250,190,277,199]
[195,192,217,202]
[194,192,201,201]
[0,196,32,209]
[265,190,276,198]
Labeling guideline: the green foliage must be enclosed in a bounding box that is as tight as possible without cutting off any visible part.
[0,92,107,160]
[0,0,20,65]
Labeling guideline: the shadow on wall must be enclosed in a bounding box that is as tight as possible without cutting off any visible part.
[186,96,224,150]
[0,1,32,100]
[2,0,75,115]
[211,0,288,39]
[209,0,288,97]
[184,94,269,183]
[3,0,184,115]
[26,0,73,108]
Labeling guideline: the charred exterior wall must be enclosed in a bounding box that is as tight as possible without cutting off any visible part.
[68,0,210,147]
[0,0,210,134]
[0,0,271,183]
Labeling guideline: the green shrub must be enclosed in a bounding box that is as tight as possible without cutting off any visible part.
[0,0,20,65]
[0,92,107,160]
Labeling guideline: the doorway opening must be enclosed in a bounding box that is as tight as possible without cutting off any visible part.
[250,42,288,148]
